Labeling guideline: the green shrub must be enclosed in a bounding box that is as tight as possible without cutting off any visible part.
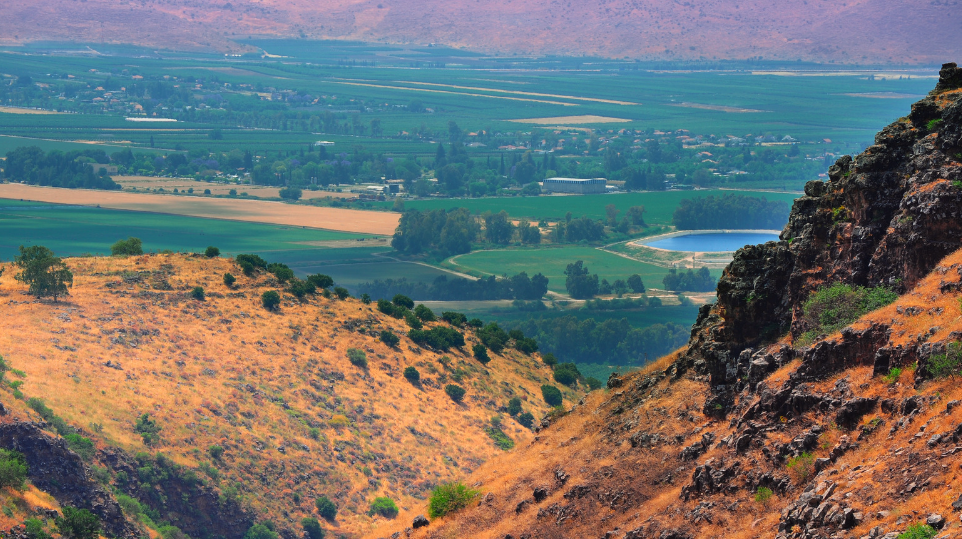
[473,344,490,364]
[507,397,523,417]
[25,518,51,539]
[898,524,938,539]
[267,263,294,283]
[927,341,962,379]
[518,412,535,429]
[208,445,224,460]
[441,311,466,327]
[306,274,334,289]
[467,318,483,328]
[515,337,538,354]
[541,385,563,406]
[584,376,603,390]
[243,523,277,539]
[445,384,466,403]
[405,311,423,330]
[541,353,558,367]
[486,425,514,450]
[288,279,316,299]
[223,273,236,287]
[926,118,944,131]
[347,348,367,368]
[408,327,465,350]
[360,293,371,304]
[368,497,399,518]
[403,366,420,383]
[64,434,94,462]
[883,367,903,384]
[261,290,281,311]
[377,299,395,316]
[110,237,143,256]
[477,323,509,353]
[333,287,350,300]
[800,283,898,343]
[428,482,480,519]
[414,304,436,322]
[56,507,101,539]
[134,413,161,446]
[26,397,73,436]
[204,246,220,258]
[392,294,414,309]
[380,330,400,347]
[786,452,816,484]
[301,517,325,539]
[754,487,774,504]
[315,496,338,520]
[190,286,205,301]
[553,363,581,387]
[0,448,27,489]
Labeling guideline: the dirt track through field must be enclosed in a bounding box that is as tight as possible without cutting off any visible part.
[0,184,399,235]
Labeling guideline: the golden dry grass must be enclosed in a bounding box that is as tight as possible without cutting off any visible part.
[0,254,567,536]
[0,184,399,235]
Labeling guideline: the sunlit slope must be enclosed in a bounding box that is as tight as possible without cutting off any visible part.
[0,253,568,537]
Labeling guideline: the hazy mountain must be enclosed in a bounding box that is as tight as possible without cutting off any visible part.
[1,0,957,63]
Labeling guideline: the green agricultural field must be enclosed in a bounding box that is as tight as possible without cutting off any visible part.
[445,245,719,294]
[382,189,799,225]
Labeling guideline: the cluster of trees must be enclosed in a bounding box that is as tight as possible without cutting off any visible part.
[564,261,646,299]
[4,147,121,190]
[507,316,692,366]
[661,267,716,292]
[356,272,548,301]
[672,194,790,230]
[391,208,478,255]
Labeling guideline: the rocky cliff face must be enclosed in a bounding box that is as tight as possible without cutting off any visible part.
[684,62,962,415]
[0,421,137,539]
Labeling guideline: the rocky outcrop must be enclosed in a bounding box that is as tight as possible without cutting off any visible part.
[684,63,962,415]
[0,422,137,539]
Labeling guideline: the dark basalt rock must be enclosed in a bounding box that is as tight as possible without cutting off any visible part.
[0,422,137,539]
[681,63,962,416]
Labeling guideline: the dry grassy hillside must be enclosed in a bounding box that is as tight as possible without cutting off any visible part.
[372,248,962,538]
[0,253,569,538]
[0,0,958,63]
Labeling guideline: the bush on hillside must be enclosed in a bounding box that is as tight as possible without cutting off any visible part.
[267,263,294,283]
[380,330,400,348]
[403,366,420,383]
[64,434,94,462]
[444,384,466,403]
[927,341,962,379]
[204,246,220,258]
[368,497,399,518]
[301,518,324,539]
[408,327,464,350]
[56,507,101,539]
[414,304,436,321]
[0,448,27,489]
[208,445,224,460]
[441,311,466,327]
[518,412,535,429]
[541,352,558,367]
[135,413,162,446]
[897,524,938,539]
[405,311,423,330]
[541,385,563,406]
[392,294,414,309]
[261,290,281,310]
[24,518,50,539]
[473,344,490,364]
[507,397,523,417]
[306,274,334,289]
[243,523,277,539]
[223,273,236,287]
[428,482,480,519]
[111,237,143,256]
[333,286,350,299]
[315,496,338,520]
[553,363,581,387]
[477,322,509,353]
[347,348,367,368]
[799,283,898,343]
[288,279,316,299]
[190,286,205,301]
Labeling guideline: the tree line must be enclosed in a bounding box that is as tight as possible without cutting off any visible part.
[672,194,790,230]
[357,272,548,301]
[4,147,121,190]
[662,267,716,292]
[506,315,691,366]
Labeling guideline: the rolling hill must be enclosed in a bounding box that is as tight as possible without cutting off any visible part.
[0,0,958,63]
[0,252,571,538]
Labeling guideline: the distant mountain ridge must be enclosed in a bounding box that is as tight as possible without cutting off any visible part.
[0,0,958,63]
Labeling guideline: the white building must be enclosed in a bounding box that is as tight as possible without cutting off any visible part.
[542,177,607,194]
